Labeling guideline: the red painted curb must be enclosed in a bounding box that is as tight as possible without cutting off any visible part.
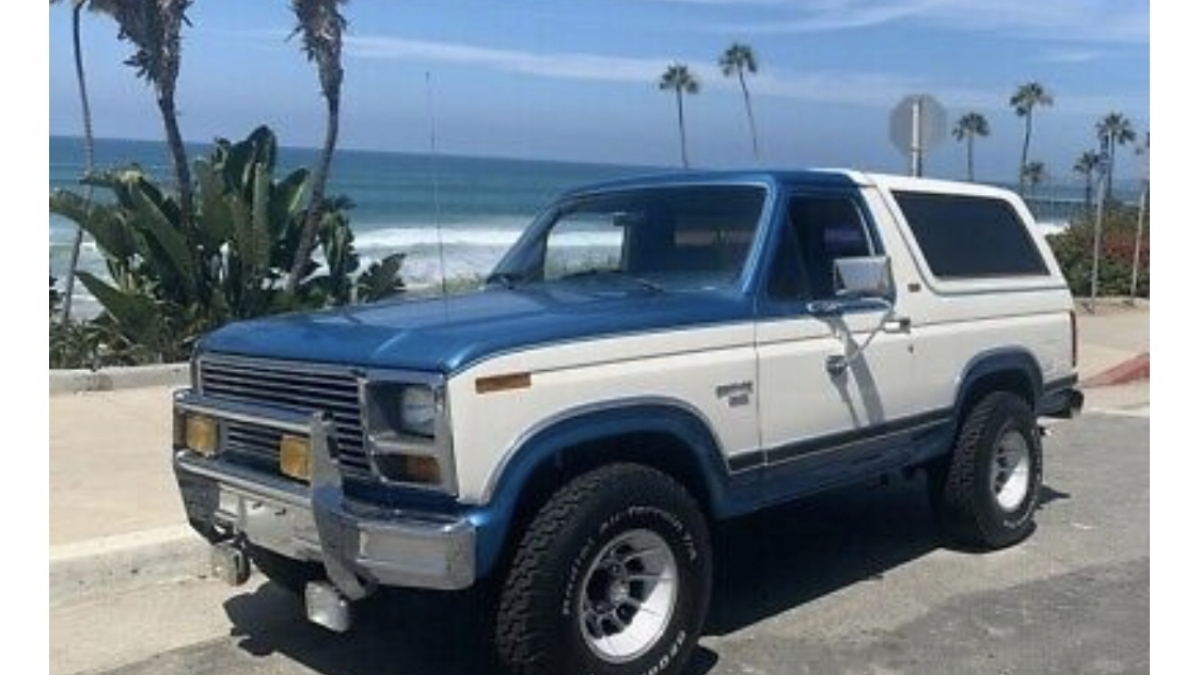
[1082,352,1150,388]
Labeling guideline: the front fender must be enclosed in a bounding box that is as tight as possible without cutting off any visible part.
[464,399,735,578]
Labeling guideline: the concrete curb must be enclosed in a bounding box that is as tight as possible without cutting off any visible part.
[50,363,189,395]
[50,526,209,606]
[1083,353,1150,388]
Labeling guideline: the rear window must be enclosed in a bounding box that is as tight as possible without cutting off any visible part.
[893,191,1048,278]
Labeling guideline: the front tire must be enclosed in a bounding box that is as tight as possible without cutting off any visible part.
[932,391,1043,549]
[494,463,711,675]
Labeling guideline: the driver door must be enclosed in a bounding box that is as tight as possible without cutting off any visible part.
[754,191,920,491]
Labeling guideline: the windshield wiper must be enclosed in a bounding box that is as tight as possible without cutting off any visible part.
[559,269,663,293]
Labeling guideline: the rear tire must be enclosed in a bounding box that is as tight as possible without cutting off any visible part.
[494,463,711,675]
[932,391,1043,549]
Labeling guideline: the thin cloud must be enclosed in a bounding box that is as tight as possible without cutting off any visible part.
[346,36,668,83]
[1037,49,1106,64]
[707,0,1148,44]
[344,35,1140,118]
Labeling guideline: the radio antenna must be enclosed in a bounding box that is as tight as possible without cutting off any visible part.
[426,71,449,300]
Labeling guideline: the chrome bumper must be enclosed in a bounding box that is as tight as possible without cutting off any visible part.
[173,394,476,595]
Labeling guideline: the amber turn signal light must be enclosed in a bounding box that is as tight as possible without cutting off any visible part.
[279,435,312,482]
[185,415,219,457]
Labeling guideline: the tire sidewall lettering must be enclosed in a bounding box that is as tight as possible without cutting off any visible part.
[561,501,703,672]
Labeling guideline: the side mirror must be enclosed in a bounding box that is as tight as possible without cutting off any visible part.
[833,256,893,299]
[807,256,894,317]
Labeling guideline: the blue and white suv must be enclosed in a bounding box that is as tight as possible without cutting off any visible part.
[172,169,1083,675]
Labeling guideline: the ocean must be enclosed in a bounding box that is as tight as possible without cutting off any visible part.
[49,136,655,312]
[49,135,1101,314]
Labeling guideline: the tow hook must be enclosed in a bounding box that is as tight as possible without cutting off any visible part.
[305,581,353,632]
[210,541,251,586]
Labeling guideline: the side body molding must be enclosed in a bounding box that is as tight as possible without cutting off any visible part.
[465,398,745,578]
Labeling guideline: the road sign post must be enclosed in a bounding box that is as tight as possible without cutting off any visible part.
[890,94,946,177]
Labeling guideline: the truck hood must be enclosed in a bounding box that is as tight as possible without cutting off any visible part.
[198,285,753,373]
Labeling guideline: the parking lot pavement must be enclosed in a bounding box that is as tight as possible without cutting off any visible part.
[51,409,1148,675]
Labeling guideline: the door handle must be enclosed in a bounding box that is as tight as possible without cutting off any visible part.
[825,354,848,377]
[883,315,911,333]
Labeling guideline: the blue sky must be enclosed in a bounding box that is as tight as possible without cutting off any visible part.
[48,0,1148,184]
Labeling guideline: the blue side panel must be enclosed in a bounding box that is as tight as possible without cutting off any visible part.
[462,403,750,578]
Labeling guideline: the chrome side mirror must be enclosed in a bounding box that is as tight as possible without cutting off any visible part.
[834,256,893,299]
[807,256,894,317]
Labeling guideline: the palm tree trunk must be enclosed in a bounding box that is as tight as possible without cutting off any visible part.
[675,89,689,169]
[1018,114,1032,194]
[1105,139,1117,202]
[1084,173,1094,216]
[288,94,341,292]
[157,92,193,234]
[738,70,760,163]
[967,135,975,182]
[61,2,94,326]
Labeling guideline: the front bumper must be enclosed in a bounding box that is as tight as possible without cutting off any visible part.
[173,394,476,596]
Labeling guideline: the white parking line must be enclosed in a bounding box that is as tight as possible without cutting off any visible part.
[1087,406,1151,419]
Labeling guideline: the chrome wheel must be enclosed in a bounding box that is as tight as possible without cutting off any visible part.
[990,428,1032,512]
[577,528,678,664]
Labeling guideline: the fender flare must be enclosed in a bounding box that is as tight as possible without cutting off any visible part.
[466,398,733,578]
[952,348,1044,421]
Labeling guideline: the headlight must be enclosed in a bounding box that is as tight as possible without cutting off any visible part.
[399,385,437,437]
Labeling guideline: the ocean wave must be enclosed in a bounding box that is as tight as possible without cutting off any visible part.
[354,225,620,251]
[354,226,524,250]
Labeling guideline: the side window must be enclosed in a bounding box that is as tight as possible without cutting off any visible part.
[894,191,1048,278]
[768,194,875,300]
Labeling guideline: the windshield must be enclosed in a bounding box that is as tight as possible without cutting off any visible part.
[489,184,768,291]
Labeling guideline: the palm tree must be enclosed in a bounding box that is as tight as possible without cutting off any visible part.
[659,63,700,169]
[287,0,348,293]
[1009,82,1053,194]
[1095,112,1137,201]
[951,112,989,182]
[1073,150,1104,215]
[99,0,195,233]
[719,43,760,163]
[49,0,98,324]
[1021,161,1047,197]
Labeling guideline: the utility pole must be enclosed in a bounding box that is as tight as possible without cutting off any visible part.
[1086,154,1109,313]
[1128,137,1149,304]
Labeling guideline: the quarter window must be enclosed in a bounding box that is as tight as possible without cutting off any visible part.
[894,192,1048,278]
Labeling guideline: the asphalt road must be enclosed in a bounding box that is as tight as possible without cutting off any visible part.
[52,409,1149,675]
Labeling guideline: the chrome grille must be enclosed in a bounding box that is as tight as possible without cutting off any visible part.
[198,356,370,473]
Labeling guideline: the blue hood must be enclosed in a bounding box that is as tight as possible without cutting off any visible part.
[199,286,753,373]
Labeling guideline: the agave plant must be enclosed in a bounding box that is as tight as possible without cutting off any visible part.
[49,126,406,363]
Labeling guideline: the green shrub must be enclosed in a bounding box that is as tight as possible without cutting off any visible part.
[1046,200,1149,298]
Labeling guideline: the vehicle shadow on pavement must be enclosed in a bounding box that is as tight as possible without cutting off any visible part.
[704,476,1071,636]
[224,582,496,674]
[705,475,941,636]
[220,475,1071,675]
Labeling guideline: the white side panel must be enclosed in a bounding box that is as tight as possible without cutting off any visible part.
[447,323,758,504]
[914,312,1074,407]
[861,180,1076,408]
[755,312,916,449]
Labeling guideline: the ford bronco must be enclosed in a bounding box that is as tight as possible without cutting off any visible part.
[172,170,1083,675]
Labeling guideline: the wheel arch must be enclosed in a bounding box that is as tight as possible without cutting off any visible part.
[468,399,731,579]
[953,348,1043,427]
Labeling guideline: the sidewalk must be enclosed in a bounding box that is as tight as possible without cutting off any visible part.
[47,301,1150,603]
